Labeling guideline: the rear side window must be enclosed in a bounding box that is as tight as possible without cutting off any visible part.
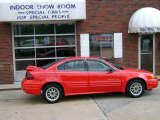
[57,60,85,71]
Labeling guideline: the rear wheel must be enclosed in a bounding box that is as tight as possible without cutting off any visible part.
[126,80,145,98]
[42,84,63,103]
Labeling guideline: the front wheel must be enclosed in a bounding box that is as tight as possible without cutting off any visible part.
[126,80,145,98]
[41,84,63,103]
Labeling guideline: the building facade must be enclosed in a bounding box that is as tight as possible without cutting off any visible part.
[0,0,160,84]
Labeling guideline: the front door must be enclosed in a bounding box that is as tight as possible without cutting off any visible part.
[86,60,121,92]
[139,34,155,73]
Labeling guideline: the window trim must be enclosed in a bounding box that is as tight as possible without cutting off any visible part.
[12,22,77,71]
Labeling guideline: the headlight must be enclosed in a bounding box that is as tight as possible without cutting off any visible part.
[151,74,156,79]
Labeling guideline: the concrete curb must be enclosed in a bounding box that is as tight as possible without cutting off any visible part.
[0,88,21,91]
[0,82,21,91]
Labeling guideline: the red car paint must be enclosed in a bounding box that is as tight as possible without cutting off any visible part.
[21,57,158,97]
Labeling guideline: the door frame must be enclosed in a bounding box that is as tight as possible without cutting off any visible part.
[138,34,156,74]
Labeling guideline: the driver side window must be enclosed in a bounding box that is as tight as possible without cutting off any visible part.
[87,60,111,71]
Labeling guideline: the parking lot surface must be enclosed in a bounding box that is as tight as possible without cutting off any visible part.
[0,83,160,120]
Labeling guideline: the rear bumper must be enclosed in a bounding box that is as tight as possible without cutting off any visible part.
[147,78,158,90]
[21,79,42,96]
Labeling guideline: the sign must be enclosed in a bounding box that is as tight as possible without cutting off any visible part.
[139,27,160,33]
[91,34,113,42]
[80,34,90,57]
[0,0,86,21]
[114,33,123,58]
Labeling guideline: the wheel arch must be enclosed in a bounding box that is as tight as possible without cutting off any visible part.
[41,82,65,95]
[126,78,147,91]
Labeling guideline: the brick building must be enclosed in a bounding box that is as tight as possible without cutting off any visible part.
[0,0,160,84]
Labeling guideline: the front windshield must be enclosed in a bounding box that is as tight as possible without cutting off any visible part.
[110,63,124,70]
[100,58,124,70]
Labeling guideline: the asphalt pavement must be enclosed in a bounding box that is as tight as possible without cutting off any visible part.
[0,82,160,120]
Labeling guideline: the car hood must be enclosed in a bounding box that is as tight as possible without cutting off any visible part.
[123,68,152,74]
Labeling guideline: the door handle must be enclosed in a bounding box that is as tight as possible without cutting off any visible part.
[91,76,97,77]
[61,76,67,77]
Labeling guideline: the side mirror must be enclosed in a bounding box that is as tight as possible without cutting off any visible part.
[108,68,114,72]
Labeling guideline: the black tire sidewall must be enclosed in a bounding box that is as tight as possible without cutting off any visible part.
[126,80,145,98]
[42,84,63,103]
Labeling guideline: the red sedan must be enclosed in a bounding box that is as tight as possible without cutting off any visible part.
[21,57,158,103]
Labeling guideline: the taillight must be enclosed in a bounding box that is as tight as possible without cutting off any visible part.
[26,72,34,80]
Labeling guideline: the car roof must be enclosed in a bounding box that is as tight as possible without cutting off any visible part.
[63,56,101,61]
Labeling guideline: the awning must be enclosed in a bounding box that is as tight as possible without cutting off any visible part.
[0,0,86,22]
[128,7,160,33]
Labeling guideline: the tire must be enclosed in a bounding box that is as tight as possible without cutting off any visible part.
[126,80,145,98]
[41,84,64,103]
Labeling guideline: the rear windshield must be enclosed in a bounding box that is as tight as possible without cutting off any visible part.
[42,59,64,69]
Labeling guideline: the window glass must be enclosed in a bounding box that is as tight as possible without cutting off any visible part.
[16,60,35,70]
[35,36,55,46]
[57,63,65,70]
[36,48,55,58]
[56,47,75,57]
[87,60,111,71]
[56,23,75,34]
[37,59,56,67]
[90,35,101,56]
[35,24,55,34]
[14,37,34,47]
[57,60,85,71]
[90,34,113,58]
[56,36,75,46]
[65,61,75,70]
[14,23,76,71]
[15,49,35,59]
[14,25,34,35]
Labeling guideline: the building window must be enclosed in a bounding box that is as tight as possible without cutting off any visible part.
[90,34,113,58]
[13,22,76,70]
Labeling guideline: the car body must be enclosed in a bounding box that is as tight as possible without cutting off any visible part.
[21,57,158,103]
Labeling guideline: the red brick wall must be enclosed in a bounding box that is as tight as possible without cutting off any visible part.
[0,0,160,84]
[77,0,160,72]
[0,23,14,84]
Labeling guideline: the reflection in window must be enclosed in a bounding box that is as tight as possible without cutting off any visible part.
[36,59,56,67]
[36,48,55,58]
[14,23,76,71]
[14,37,34,47]
[14,25,34,35]
[56,47,75,57]
[16,60,35,70]
[15,49,35,59]
[56,36,75,46]
[35,36,55,46]
[90,34,113,58]
[56,23,75,34]
[35,24,55,34]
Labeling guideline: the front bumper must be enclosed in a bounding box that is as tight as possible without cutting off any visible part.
[21,79,42,96]
[147,78,158,90]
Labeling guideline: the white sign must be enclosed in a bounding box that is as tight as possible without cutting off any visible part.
[0,0,86,21]
[114,33,123,58]
[80,34,90,57]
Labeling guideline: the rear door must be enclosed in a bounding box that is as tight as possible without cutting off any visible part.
[56,60,89,95]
